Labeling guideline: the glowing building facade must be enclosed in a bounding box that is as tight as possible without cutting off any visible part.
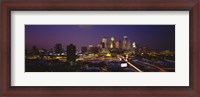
[123,36,128,49]
[110,37,115,49]
[102,37,107,48]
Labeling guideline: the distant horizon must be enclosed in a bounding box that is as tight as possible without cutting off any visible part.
[25,25,175,51]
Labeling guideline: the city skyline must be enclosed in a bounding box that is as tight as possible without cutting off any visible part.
[25,25,175,72]
[25,25,175,51]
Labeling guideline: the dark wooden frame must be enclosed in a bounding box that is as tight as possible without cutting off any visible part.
[0,0,199,97]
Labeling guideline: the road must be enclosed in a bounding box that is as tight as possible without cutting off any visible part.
[132,60,165,72]
[120,56,143,72]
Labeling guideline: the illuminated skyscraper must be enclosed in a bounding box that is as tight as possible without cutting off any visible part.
[101,37,110,53]
[110,37,115,49]
[115,39,121,49]
[132,42,136,48]
[123,36,128,49]
[67,44,76,65]
[127,41,132,50]
[132,42,137,54]
[102,37,107,48]
[97,42,102,49]
[115,41,120,49]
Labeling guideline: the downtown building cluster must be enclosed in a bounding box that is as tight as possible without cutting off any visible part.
[26,36,139,65]
[25,35,175,72]
[81,36,137,54]
[26,35,175,66]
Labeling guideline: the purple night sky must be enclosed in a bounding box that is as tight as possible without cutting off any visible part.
[25,25,175,51]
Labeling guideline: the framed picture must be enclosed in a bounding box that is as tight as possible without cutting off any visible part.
[1,0,199,96]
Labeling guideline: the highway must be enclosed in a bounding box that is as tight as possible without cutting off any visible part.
[120,56,143,72]
[131,60,165,72]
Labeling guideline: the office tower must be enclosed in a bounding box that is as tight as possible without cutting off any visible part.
[115,39,121,49]
[127,41,132,50]
[101,36,110,53]
[67,44,76,65]
[132,42,136,48]
[97,42,102,49]
[115,41,120,49]
[81,46,87,53]
[102,37,107,48]
[123,36,128,49]
[132,42,137,54]
[110,37,115,49]
[55,43,63,54]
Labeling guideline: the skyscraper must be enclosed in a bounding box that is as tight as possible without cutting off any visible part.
[97,42,103,49]
[102,37,107,48]
[132,42,136,48]
[101,37,110,53]
[127,41,132,50]
[123,36,128,49]
[67,44,76,65]
[110,37,115,49]
[132,42,137,54]
[115,39,121,49]
[55,43,63,54]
